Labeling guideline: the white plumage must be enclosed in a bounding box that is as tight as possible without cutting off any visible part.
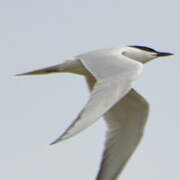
[17,45,173,180]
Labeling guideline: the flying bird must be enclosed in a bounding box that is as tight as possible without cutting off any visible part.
[17,45,173,180]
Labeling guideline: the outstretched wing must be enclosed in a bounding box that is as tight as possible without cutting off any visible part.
[51,50,143,145]
[85,75,149,180]
[51,77,131,144]
[96,89,149,180]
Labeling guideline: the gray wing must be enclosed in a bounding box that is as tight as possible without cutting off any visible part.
[85,76,149,180]
[97,89,149,180]
[51,50,143,145]
[50,77,132,144]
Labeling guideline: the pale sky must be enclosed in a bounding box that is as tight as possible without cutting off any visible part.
[0,0,179,179]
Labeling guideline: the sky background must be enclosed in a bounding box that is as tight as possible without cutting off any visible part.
[0,0,179,179]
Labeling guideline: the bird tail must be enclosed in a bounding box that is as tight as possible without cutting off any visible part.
[16,59,87,76]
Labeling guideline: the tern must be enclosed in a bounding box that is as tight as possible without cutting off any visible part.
[17,45,173,180]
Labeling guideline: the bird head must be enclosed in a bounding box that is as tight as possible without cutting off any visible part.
[121,45,173,63]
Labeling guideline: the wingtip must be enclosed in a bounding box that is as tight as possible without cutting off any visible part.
[49,141,58,146]
[49,142,55,146]
[15,71,40,76]
[49,136,64,146]
[15,73,27,76]
[15,72,43,76]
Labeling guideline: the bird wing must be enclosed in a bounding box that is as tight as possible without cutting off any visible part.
[50,50,143,145]
[85,74,149,180]
[96,89,149,180]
